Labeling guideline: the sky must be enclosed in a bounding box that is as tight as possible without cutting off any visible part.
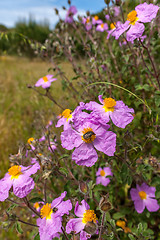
[0,0,106,28]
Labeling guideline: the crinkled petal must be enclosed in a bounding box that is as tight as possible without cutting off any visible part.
[126,22,144,42]
[104,167,113,176]
[96,167,103,176]
[51,191,67,208]
[75,200,90,217]
[66,218,85,234]
[96,176,110,186]
[93,131,116,156]
[136,3,159,23]
[134,199,145,213]
[111,109,134,128]
[80,230,91,240]
[145,198,159,212]
[113,21,130,39]
[35,78,44,87]
[0,178,12,201]
[21,163,40,177]
[13,177,35,198]
[61,127,82,150]
[130,188,140,201]
[54,200,72,217]
[72,143,98,167]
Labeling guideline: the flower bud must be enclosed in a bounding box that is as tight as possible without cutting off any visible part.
[54,8,59,15]
[99,195,112,212]
[104,0,110,4]
[84,221,98,235]
[115,0,122,6]
[68,0,71,4]
[62,6,66,10]
[79,181,89,194]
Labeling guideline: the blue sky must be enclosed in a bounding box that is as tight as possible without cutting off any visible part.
[0,0,106,28]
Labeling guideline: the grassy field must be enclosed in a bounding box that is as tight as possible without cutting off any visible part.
[0,55,80,239]
[0,56,78,175]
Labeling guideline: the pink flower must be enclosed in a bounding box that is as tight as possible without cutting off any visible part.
[114,3,159,42]
[82,17,92,31]
[96,23,108,32]
[130,183,159,213]
[0,163,40,201]
[66,200,97,239]
[65,6,77,23]
[37,191,72,240]
[92,16,103,25]
[35,75,57,89]
[96,167,113,186]
[85,95,134,129]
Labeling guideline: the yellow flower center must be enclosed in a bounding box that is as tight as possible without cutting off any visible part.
[40,203,53,220]
[94,16,99,21]
[82,210,97,224]
[116,220,126,229]
[127,10,139,25]
[42,76,48,82]
[27,137,34,144]
[61,109,72,121]
[34,202,40,210]
[100,170,105,177]
[110,23,116,30]
[101,23,104,29]
[8,165,22,179]
[81,127,96,143]
[103,98,116,112]
[139,191,147,200]
[86,17,90,23]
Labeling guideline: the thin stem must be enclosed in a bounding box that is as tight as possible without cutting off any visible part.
[23,197,41,218]
[139,38,160,89]
[44,179,47,204]
[61,227,69,240]
[98,212,106,240]
[18,219,38,228]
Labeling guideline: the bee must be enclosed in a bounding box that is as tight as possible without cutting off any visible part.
[83,131,95,140]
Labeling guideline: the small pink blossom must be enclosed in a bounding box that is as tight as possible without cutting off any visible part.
[35,75,57,89]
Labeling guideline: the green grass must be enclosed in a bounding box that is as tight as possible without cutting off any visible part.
[0,56,78,175]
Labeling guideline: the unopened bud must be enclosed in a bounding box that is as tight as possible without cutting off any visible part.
[62,6,66,10]
[84,221,98,235]
[115,0,122,6]
[86,11,90,16]
[104,0,110,4]
[99,195,112,212]
[68,0,71,5]
[79,181,89,194]
[54,8,59,15]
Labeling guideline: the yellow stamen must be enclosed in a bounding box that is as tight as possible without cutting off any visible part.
[110,23,116,30]
[86,17,90,23]
[82,210,97,224]
[42,76,48,82]
[81,127,96,143]
[94,16,99,21]
[34,202,40,210]
[116,220,126,229]
[101,23,104,29]
[8,165,22,179]
[61,109,72,121]
[27,137,34,145]
[100,170,105,177]
[124,227,131,233]
[139,191,147,200]
[127,10,139,25]
[40,203,53,220]
[103,98,116,112]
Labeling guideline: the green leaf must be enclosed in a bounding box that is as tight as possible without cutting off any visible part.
[58,154,69,160]
[16,222,23,234]
[7,204,18,213]
[34,233,40,240]
[59,167,68,177]
[112,212,125,220]
[128,234,136,240]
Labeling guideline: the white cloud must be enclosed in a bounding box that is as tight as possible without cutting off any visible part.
[0,5,86,28]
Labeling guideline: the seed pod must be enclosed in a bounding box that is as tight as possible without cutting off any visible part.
[99,195,112,212]
[79,181,89,194]
[104,0,110,4]
[115,0,122,6]
[54,8,59,15]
